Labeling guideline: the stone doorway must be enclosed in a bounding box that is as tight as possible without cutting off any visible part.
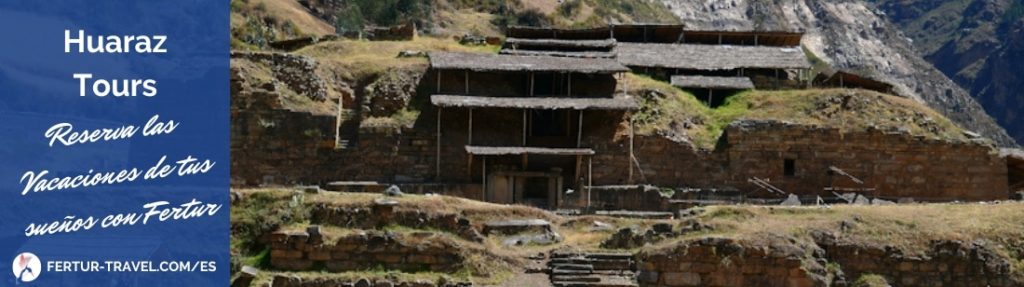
[486,170,563,209]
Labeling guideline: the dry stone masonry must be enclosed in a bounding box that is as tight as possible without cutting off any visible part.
[269,229,464,273]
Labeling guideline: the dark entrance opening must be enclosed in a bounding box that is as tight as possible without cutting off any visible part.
[784,159,796,176]
[531,110,569,137]
[533,72,564,96]
[689,88,742,108]
[522,177,549,208]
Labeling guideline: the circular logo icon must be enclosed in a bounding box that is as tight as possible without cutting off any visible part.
[12,252,41,283]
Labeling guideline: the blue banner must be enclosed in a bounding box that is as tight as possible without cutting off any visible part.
[0,1,229,286]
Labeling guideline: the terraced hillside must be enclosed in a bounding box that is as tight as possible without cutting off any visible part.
[231,188,1024,286]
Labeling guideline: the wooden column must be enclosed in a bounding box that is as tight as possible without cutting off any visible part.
[574,155,582,192]
[576,110,583,147]
[628,114,634,183]
[709,89,714,107]
[468,108,473,145]
[482,156,487,191]
[464,70,469,95]
[530,72,535,96]
[567,73,572,96]
[587,155,593,210]
[436,70,442,93]
[775,69,780,88]
[436,107,442,179]
[522,110,528,146]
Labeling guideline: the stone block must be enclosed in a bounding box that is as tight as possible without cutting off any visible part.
[270,249,304,259]
[662,272,701,286]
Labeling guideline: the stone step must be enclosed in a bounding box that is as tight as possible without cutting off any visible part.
[551,263,594,271]
[585,253,634,261]
[550,257,632,264]
[551,262,631,272]
[551,278,638,287]
[590,260,634,271]
[551,275,603,282]
[551,269,634,276]
[551,252,633,260]
[551,269,592,275]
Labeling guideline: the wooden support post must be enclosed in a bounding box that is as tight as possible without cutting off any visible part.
[577,110,583,148]
[468,108,473,145]
[436,70,442,93]
[775,69,780,88]
[574,155,582,191]
[709,89,714,107]
[587,156,593,210]
[628,114,634,183]
[436,107,442,179]
[567,73,572,96]
[522,110,527,146]
[839,74,844,88]
[464,70,469,95]
[718,33,722,44]
[530,72,535,96]
[482,156,487,191]
[754,35,759,46]
[522,154,528,170]
[621,73,628,97]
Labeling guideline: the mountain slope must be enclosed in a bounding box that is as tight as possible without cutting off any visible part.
[659,0,1017,147]
[872,0,1024,145]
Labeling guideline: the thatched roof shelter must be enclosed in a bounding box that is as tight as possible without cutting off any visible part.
[429,52,628,73]
[431,95,637,110]
[503,38,616,50]
[814,70,895,94]
[678,30,803,46]
[615,43,811,70]
[507,25,613,40]
[671,75,755,90]
[466,146,595,156]
[506,25,804,46]
[498,49,616,59]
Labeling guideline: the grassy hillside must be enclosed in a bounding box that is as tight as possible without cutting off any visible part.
[231,0,335,50]
[231,0,680,49]
[651,203,1024,280]
[626,74,968,149]
[232,188,1024,284]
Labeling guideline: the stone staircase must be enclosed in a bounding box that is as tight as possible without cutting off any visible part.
[548,252,637,287]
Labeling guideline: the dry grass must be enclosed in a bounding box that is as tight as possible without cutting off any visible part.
[433,9,504,38]
[647,203,1024,277]
[627,73,970,149]
[295,37,499,81]
[304,191,558,228]
[256,0,335,36]
[234,189,1024,282]
[231,57,338,115]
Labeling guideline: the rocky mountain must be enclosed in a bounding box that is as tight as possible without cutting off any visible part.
[870,0,1024,145]
[659,0,1018,147]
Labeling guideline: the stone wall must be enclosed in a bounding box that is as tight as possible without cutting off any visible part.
[269,230,463,273]
[308,201,484,242]
[718,121,1008,200]
[270,275,469,287]
[815,234,1016,287]
[636,236,1021,287]
[636,238,824,287]
[587,120,1009,203]
[231,53,1009,202]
